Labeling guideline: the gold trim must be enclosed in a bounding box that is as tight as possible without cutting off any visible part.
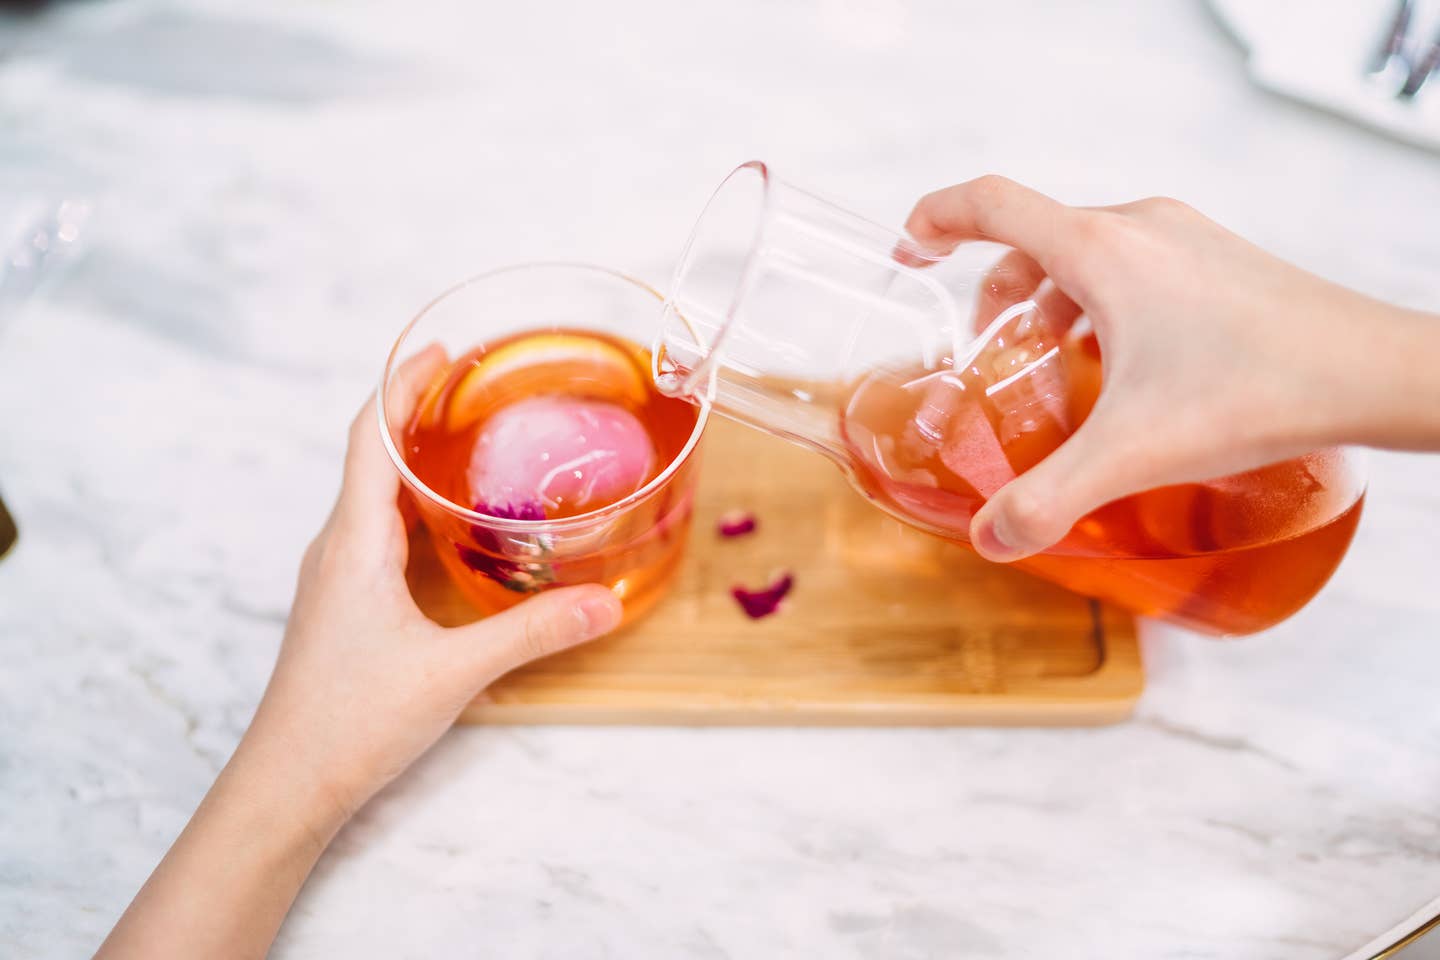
[1368,909,1440,959]
[0,494,16,562]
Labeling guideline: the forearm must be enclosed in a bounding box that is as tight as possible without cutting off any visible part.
[1358,306,1440,450]
[95,362,619,957]
[1327,300,1440,451]
[96,731,349,959]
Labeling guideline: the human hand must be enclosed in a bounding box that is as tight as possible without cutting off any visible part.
[904,176,1439,562]
[98,351,624,960]
[242,345,624,829]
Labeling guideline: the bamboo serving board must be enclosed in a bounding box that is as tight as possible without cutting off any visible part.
[407,418,1143,726]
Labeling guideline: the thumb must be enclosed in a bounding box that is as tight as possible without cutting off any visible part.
[969,414,1137,562]
[453,585,623,681]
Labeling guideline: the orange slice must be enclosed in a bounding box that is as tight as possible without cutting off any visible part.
[445,333,649,431]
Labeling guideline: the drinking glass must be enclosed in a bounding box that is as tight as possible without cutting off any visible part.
[381,263,709,624]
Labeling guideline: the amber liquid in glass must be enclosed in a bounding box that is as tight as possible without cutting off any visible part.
[841,330,1363,635]
[404,329,701,618]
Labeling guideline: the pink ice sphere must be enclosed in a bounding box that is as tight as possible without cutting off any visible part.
[468,396,657,517]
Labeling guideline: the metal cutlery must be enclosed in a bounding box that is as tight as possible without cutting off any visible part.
[1398,24,1440,98]
[1370,0,1416,81]
[1369,0,1440,101]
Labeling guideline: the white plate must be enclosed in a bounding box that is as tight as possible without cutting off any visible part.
[1208,0,1440,152]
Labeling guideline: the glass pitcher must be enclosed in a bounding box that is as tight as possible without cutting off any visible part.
[653,161,1365,636]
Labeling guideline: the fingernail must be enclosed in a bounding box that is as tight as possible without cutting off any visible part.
[972,516,1023,562]
[576,592,623,638]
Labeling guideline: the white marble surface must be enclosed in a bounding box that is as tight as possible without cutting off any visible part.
[2,1,1439,957]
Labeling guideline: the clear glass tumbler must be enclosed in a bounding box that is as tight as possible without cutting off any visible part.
[654,161,1366,635]
[381,263,709,624]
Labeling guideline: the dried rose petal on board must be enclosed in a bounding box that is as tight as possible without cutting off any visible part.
[731,572,793,619]
[716,510,757,538]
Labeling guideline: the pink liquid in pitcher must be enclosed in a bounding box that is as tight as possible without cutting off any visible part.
[840,330,1363,636]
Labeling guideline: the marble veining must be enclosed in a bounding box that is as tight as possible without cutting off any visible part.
[2,1,1439,957]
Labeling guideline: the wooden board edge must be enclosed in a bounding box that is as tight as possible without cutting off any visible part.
[458,695,1139,727]
[455,604,1145,728]
[455,682,1140,728]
